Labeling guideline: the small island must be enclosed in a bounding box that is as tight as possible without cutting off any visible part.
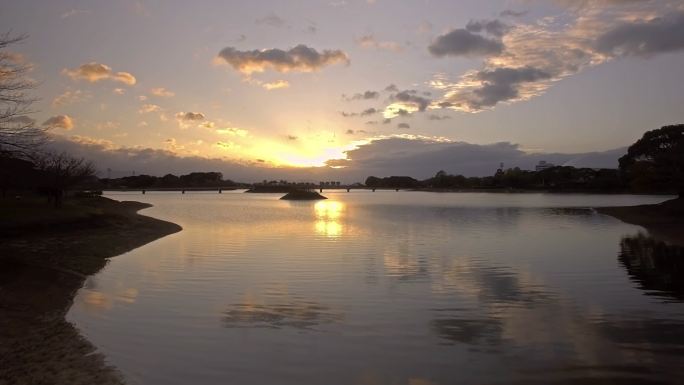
[280,190,328,200]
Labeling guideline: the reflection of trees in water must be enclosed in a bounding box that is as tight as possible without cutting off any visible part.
[619,233,684,301]
[222,299,342,329]
[597,317,684,356]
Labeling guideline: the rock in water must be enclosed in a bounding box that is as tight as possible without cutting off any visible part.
[280,190,328,200]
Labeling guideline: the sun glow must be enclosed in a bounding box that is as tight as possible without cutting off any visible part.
[314,200,345,237]
[277,147,348,167]
[235,136,367,168]
[383,102,419,119]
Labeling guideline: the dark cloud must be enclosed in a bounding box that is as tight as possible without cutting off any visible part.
[427,114,451,121]
[595,12,684,57]
[463,66,553,109]
[477,66,551,84]
[433,2,679,113]
[360,107,377,116]
[175,111,206,121]
[326,137,624,179]
[306,22,317,34]
[397,123,410,129]
[465,19,510,37]
[384,84,398,92]
[287,135,298,140]
[393,90,432,111]
[340,107,378,117]
[428,29,504,57]
[216,45,349,75]
[345,129,368,135]
[342,90,379,101]
[47,135,624,183]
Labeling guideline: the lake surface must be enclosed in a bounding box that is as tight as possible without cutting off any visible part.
[68,192,684,385]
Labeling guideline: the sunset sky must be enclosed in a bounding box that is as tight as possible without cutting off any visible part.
[2,0,684,180]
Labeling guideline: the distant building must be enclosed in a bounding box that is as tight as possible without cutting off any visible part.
[535,161,555,172]
[495,162,505,176]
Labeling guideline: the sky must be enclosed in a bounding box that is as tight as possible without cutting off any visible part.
[2,0,684,181]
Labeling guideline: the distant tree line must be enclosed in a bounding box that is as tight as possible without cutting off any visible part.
[365,166,626,192]
[365,124,684,196]
[100,172,242,189]
[365,176,422,189]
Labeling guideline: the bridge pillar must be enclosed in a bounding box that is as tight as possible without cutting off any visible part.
[347,188,350,192]
[219,188,222,194]
[182,190,185,194]
[142,189,145,194]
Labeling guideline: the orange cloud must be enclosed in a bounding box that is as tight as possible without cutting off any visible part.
[63,62,137,85]
[42,115,74,130]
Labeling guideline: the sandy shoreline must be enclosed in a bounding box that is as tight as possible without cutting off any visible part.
[0,197,182,385]
[597,198,684,246]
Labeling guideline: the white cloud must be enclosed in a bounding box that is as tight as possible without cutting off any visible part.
[138,104,162,114]
[216,127,249,137]
[150,87,175,97]
[52,89,90,107]
[262,80,290,90]
[356,35,403,52]
[60,9,90,19]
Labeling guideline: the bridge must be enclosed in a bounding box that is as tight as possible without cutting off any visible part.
[105,186,403,194]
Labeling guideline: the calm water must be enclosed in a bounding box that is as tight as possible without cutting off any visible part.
[68,192,684,385]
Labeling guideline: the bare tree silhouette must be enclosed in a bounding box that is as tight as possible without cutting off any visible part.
[0,33,45,157]
[34,151,96,207]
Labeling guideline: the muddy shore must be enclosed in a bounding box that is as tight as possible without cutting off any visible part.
[0,197,181,385]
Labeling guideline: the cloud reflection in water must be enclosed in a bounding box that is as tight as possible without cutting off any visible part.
[223,297,343,329]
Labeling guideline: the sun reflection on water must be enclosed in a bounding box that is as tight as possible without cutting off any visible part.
[314,200,345,237]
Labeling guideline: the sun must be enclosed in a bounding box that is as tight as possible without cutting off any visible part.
[257,137,368,168]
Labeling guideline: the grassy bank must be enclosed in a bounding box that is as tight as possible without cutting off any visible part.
[0,196,182,385]
[598,198,684,246]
